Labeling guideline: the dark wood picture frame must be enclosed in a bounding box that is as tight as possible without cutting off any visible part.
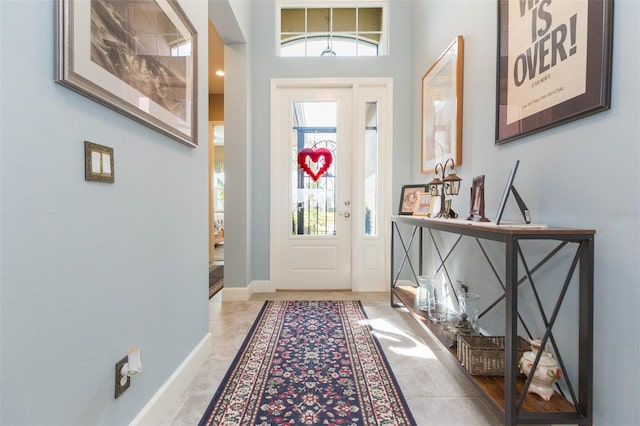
[467,175,489,222]
[398,184,428,215]
[495,0,613,144]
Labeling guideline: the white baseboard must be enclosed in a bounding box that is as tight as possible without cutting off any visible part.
[353,281,390,292]
[251,280,272,293]
[220,280,391,297]
[221,280,273,301]
[220,279,392,299]
[130,333,212,426]
[221,284,253,301]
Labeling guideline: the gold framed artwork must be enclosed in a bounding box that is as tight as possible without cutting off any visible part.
[421,35,464,174]
[413,192,435,217]
[56,0,198,147]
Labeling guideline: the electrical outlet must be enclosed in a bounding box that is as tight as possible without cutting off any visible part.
[115,356,130,399]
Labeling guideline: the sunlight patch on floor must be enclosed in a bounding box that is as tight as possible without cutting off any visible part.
[362,317,437,360]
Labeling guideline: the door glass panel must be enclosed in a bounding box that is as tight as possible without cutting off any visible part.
[291,101,337,236]
[364,102,378,236]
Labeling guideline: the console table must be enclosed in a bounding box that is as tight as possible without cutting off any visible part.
[390,215,594,425]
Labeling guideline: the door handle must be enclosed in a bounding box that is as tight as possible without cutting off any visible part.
[338,211,351,219]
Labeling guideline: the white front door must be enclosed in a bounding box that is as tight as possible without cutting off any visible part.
[270,79,392,291]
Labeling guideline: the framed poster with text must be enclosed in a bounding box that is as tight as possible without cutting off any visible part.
[495,0,613,144]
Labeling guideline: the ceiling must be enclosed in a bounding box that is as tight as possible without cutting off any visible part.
[208,21,224,95]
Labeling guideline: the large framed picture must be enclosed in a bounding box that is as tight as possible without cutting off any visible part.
[56,0,198,147]
[495,0,613,144]
[421,36,464,174]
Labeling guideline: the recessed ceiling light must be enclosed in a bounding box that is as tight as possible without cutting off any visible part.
[215,70,225,77]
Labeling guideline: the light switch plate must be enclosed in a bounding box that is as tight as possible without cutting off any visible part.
[85,141,114,183]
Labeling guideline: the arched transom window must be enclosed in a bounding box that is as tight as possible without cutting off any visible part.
[278,2,387,57]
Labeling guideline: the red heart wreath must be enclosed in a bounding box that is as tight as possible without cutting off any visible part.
[297,147,333,182]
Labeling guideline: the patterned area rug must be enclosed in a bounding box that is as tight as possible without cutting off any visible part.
[199,300,416,426]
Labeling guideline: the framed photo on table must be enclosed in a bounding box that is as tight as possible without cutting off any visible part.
[495,0,613,144]
[55,0,198,147]
[467,175,489,222]
[413,193,434,217]
[398,184,428,215]
[421,36,464,174]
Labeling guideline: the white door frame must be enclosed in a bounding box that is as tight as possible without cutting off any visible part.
[269,77,393,292]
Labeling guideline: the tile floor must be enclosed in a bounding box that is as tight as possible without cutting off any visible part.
[160,291,501,425]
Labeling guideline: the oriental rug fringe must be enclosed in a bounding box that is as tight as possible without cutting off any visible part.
[199,300,416,426]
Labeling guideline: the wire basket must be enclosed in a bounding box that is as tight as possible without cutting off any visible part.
[457,335,530,376]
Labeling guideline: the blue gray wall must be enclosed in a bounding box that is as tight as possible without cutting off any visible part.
[0,1,210,424]
[411,1,639,424]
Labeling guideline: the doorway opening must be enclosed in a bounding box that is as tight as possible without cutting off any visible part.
[209,122,225,298]
[208,18,224,298]
[212,123,225,264]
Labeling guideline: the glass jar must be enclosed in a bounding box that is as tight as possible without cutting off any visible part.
[426,276,448,323]
[457,292,480,333]
[417,275,432,311]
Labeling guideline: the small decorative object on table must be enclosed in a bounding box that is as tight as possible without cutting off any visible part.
[454,313,473,333]
[428,158,462,219]
[467,175,490,222]
[445,290,480,347]
[519,338,561,401]
[445,313,474,347]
